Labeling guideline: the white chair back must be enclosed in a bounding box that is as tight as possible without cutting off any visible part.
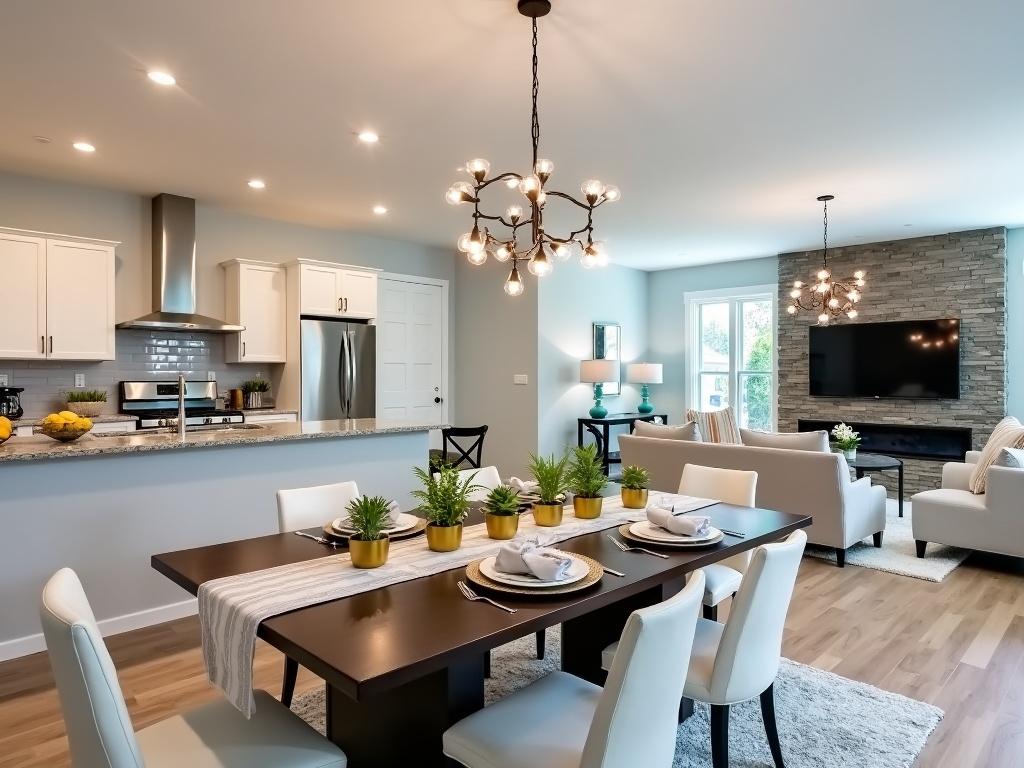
[678,463,757,507]
[709,529,807,703]
[581,570,705,768]
[276,480,360,532]
[434,465,502,502]
[40,568,143,768]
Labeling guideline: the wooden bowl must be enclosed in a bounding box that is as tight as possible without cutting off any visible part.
[38,425,93,442]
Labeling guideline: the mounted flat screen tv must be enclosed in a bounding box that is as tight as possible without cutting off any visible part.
[809,319,960,399]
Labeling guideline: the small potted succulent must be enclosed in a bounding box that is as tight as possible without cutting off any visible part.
[528,452,570,527]
[63,389,107,418]
[240,377,271,409]
[412,464,480,552]
[567,444,608,519]
[620,464,650,509]
[484,485,522,540]
[345,495,392,568]
[831,422,861,461]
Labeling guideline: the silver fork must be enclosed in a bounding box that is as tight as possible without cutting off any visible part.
[606,534,670,559]
[293,530,339,547]
[457,580,517,614]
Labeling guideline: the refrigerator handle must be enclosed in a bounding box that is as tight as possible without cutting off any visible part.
[346,330,356,416]
[339,330,349,418]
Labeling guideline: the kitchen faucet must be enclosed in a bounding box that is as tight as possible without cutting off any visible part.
[174,373,186,437]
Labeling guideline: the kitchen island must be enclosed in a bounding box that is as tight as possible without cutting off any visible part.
[0,418,442,660]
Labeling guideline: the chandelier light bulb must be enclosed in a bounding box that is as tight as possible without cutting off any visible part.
[534,190,547,207]
[494,243,512,262]
[856,277,866,287]
[446,181,475,205]
[467,249,487,266]
[817,313,829,325]
[527,248,552,277]
[787,305,797,315]
[506,205,523,222]
[828,297,841,308]
[848,289,860,302]
[590,240,609,266]
[581,243,599,269]
[466,158,490,181]
[505,177,520,189]
[504,265,524,296]
[815,282,827,293]
[603,185,621,202]
[847,309,859,319]
[817,269,830,281]
[519,174,542,200]
[854,270,865,279]
[581,179,605,203]
[534,158,554,179]
[793,280,804,288]
[466,228,485,255]
[552,242,571,261]
[789,288,801,299]
[457,232,473,253]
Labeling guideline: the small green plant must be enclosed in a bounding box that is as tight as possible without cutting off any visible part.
[566,444,608,498]
[345,495,392,541]
[64,389,107,403]
[528,452,570,504]
[241,377,271,394]
[620,465,650,491]
[411,464,480,527]
[484,485,521,516]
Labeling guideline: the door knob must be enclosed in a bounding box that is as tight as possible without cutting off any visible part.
[434,396,443,404]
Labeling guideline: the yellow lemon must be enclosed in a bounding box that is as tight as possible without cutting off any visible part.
[43,413,66,427]
[58,410,79,421]
[74,417,93,431]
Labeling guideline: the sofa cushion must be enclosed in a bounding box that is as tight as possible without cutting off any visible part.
[740,429,829,453]
[633,420,701,441]
[912,487,987,515]
[685,406,741,445]
[995,447,1024,469]
[969,417,1024,494]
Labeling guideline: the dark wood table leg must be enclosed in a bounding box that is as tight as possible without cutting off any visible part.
[898,462,904,517]
[326,654,484,768]
[855,467,865,480]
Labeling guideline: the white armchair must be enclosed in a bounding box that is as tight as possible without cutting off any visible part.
[912,450,1024,559]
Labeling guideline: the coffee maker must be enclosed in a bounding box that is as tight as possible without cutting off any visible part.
[0,387,24,418]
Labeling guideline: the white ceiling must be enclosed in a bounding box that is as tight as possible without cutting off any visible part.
[1,0,1022,270]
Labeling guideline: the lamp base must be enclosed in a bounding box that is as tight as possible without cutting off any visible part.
[589,403,608,419]
[637,383,654,414]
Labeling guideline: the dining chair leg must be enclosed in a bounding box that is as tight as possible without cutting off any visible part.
[710,703,730,768]
[484,650,491,678]
[760,683,785,767]
[536,629,545,659]
[281,656,299,708]
[703,603,718,621]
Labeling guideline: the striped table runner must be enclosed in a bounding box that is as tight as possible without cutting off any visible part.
[199,495,692,717]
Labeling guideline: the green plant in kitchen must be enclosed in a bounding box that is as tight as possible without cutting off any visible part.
[63,389,108,404]
[345,495,393,568]
[412,464,481,552]
[567,444,608,498]
[484,485,521,516]
[527,452,570,504]
[620,465,649,491]
[240,377,271,409]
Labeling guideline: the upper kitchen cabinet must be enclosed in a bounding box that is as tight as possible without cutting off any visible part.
[0,229,117,361]
[290,259,378,319]
[221,259,287,363]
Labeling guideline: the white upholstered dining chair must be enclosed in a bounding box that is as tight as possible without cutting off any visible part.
[438,465,502,502]
[40,568,347,768]
[678,463,758,621]
[443,570,705,768]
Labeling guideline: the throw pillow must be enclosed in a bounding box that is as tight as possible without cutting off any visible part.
[995,447,1024,469]
[685,406,742,445]
[740,428,829,453]
[632,420,702,441]
[969,416,1024,494]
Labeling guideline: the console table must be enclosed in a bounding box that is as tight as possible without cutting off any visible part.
[578,412,668,477]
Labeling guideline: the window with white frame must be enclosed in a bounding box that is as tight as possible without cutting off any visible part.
[683,285,777,431]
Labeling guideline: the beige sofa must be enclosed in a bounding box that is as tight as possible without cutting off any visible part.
[619,435,887,566]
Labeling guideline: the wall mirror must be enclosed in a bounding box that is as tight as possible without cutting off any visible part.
[592,322,621,396]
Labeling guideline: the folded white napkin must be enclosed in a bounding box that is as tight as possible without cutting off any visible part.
[509,476,540,494]
[494,537,573,581]
[342,498,402,528]
[646,505,711,537]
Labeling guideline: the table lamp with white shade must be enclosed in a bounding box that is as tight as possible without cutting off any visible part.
[579,359,619,418]
[626,362,663,414]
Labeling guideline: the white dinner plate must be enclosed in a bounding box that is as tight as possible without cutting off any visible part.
[478,552,590,588]
[332,512,419,536]
[628,520,723,544]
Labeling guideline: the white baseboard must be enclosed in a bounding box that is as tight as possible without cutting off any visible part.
[0,597,198,663]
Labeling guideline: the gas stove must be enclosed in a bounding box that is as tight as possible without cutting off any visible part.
[119,380,246,431]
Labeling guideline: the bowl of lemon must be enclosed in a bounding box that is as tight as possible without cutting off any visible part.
[0,416,12,445]
[39,411,94,442]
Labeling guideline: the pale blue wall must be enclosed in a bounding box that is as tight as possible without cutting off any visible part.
[646,257,779,420]
[1007,227,1023,419]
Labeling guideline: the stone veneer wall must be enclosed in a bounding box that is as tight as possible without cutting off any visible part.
[777,227,1006,497]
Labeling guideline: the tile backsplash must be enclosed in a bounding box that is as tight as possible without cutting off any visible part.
[0,329,282,418]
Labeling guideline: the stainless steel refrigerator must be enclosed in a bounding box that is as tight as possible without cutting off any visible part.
[300,318,376,420]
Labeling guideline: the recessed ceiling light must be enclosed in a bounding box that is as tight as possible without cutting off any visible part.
[373,205,388,215]
[357,130,380,144]
[247,179,266,189]
[147,70,177,86]
[72,141,96,153]
[34,136,52,144]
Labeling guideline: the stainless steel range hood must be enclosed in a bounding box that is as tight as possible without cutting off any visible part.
[117,194,244,333]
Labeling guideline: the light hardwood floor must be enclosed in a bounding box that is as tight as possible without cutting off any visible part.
[2,553,1022,767]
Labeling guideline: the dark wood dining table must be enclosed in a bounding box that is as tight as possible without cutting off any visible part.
[152,494,810,767]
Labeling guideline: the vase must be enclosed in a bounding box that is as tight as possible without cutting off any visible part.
[843,448,857,461]
[485,512,519,540]
[621,487,648,509]
[532,502,563,527]
[348,536,389,568]
[426,523,463,552]
[573,496,603,519]
[244,391,262,409]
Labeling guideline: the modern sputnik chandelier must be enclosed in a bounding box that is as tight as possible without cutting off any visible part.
[787,195,866,324]
[445,0,619,296]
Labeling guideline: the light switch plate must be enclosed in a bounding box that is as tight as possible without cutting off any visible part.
[74,373,85,388]
[0,374,7,386]
[513,374,529,385]
[207,371,217,381]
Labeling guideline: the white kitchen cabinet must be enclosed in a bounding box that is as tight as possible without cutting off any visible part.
[338,269,377,318]
[0,229,117,361]
[221,259,287,363]
[244,411,297,425]
[293,260,378,319]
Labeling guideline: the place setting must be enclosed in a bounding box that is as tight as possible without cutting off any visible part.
[318,498,427,543]
[616,495,743,550]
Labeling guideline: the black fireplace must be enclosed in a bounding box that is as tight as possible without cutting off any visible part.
[797,419,972,462]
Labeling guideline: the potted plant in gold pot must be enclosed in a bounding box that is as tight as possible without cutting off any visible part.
[345,495,392,568]
[567,444,608,519]
[484,485,522,539]
[620,465,650,509]
[412,464,479,552]
[528,452,569,527]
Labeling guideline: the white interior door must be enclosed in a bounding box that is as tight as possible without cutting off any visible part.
[377,278,445,431]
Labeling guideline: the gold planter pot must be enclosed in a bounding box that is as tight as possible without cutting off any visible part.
[348,536,389,569]
[573,496,604,519]
[426,523,463,552]
[621,487,649,509]
[532,502,564,527]
[485,512,519,540]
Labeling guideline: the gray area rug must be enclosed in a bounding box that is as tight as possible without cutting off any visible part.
[804,498,968,582]
[292,626,942,767]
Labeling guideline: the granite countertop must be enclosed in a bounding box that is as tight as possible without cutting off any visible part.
[0,418,445,463]
[11,414,139,426]
[241,408,299,416]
